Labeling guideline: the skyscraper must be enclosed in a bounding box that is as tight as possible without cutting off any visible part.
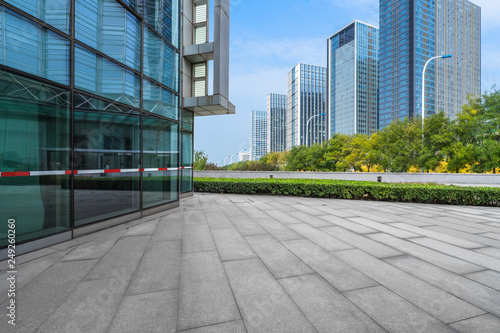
[251,110,267,160]
[0,0,234,254]
[328,21,379,136]
[378,0,481,129]
[286,63,327,148]
[267,93,287,153]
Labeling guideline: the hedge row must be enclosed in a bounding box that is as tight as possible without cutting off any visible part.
[194,177,500,207]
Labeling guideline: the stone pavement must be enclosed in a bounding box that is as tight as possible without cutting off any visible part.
[1,193,500,333]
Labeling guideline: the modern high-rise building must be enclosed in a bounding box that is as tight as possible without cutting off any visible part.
[267,93,287,153]
[251,110,267,160]
[379,0,481,129]
[0,0,234,257]
[286,63,327,148]
[327,21,379,136]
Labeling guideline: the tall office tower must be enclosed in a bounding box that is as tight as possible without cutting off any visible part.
[327,21,379,136]
[0,0,234,254]
[251,110,268,160]
[267,93,287,153]
[378,0,481,129]
[286,63,327,148]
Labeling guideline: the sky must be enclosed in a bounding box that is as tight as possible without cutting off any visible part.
[194,0,500,165]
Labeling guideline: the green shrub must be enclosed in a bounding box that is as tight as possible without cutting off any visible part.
[194,178,500,207]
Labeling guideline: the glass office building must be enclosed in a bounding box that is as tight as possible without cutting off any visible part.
[267,93,287,153]
[379,0,481,129]
[286,63,327,148]
[0,0,233,253]
[251,110,267,160]
[328,21,379,136]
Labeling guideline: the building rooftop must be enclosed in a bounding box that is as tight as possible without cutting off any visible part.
[1,193,500,332]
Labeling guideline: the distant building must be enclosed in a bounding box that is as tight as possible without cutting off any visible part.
[238,152,251,162]
[327,20,379,136]
[379,0,481,129]
[286,63,327,148]
[267,93,287,153]
[251,110,267,160]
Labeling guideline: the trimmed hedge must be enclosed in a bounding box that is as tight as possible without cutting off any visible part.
[194,177,500,207]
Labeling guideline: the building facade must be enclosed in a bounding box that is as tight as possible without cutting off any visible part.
[267,93,287,153]
[251,110,267,160]
[0,0,233,256]
[328,21,379,136]
[379,0,481,129]
[286,63,327,148]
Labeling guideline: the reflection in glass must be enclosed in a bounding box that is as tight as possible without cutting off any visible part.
[75,0,141,70]
[0,70,71,246]
[143,78,179,119]
[0,8,70,85]
[7,0,71,33]
[73,94,141,226]
[75,46,141,107]
[143,115,178,207]
[181,110,194,132]
[181,132,193,193]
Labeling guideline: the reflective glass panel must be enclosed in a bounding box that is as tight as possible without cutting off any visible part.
[75,46,141,108]
[181,132,193,193]
[143,25,179,91]
[7,0,71,33]
[143,114,178,207]
[181,110,193,132]
[0,8,70,85]
[143,78,179,120]
[0,70,71,247]
[73,93,141,226]
[75,0,141,70]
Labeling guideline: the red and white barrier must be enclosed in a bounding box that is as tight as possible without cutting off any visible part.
[0,167,193,177]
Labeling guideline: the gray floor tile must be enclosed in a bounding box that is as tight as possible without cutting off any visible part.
[482,232,500,241]
[152,217,183,242]
[336,249,485,323]
[264,209,303,224]
[314,206,358,217]
[345,286,455,333]
[178,251,240,331]
[205,211,234,229]
[37,277,128,333]
[292,211,335,227]
[290,204,325,216]
[0,260,97,333]
[410,237,500,271]
[108,290,178,333]
[84,235,151,281]
[475,247,500,259]
[123,219,159,236]
[182,224,216,253]
[464,270,500,291]
[390,222,485,248]
[229,215,268,236]
[348,217,420,238]
[211,228,257,261]
[450,314,500,333]
[322,226,403,258]
[288,223,353,251]
[180,320,247,333]
[61,233,121,261]
[183,209,208,225]
[385,255,500,317]
[255,218,304,241]
[368,233,484,274]
[279,274,386,333]
[127,240,181,295]
[224,258,317,333]
[245,235,313,279]
[426,226,500,248]
[318,215,378,234]
[283,239,378,292]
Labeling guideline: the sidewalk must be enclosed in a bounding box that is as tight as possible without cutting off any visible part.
[1,193,500,332]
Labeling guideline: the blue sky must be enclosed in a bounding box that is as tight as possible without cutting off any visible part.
[194,0,500,164]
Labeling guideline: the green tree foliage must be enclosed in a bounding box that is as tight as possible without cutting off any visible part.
[194,150,209,170]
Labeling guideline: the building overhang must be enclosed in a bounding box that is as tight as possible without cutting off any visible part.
[183,42,214,63]
[183,94,236,116]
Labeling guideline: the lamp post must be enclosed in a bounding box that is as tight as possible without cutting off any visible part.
[421,55,452,138]
[305,113,326,146]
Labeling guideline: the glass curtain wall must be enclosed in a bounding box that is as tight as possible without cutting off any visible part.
[0,0,183,248]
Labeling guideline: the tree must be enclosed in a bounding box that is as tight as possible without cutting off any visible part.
[419,112,453,172]
[194,150,209,170]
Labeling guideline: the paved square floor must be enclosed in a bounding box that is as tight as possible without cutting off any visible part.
[2,193,500,332]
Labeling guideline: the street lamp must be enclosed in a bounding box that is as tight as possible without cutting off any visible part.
[305,113,326,146]
[422,55,452,137]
